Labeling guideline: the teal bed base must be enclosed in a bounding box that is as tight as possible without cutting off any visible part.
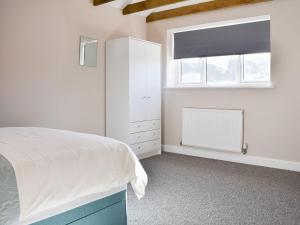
[31,191,127,225]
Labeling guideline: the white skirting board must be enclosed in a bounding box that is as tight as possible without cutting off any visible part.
[163,145,300,172]
[138,149,162,160]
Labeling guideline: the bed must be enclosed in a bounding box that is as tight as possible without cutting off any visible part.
[0,127,147,225]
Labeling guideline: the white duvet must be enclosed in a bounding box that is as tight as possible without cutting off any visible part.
[0,127,147,223]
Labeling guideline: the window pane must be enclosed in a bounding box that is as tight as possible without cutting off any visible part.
[180,58,203,84]
[207,55,240,84]
[243,53,271,82]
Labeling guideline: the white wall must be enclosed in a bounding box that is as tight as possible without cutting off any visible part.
[147,0,300,162]
[0,0,146,135]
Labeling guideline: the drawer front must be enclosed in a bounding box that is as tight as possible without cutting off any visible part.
[129,130,161,144]
[131,139,161,155]
[69,200,126,225]
[129,120,161,133]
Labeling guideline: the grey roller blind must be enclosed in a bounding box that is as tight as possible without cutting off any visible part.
[174,20,270,59]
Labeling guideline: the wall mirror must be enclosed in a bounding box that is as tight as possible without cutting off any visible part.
[80,36,98,67]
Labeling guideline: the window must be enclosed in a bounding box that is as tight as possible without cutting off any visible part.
[207,55,240,84]
[179,58,205,84]
[175,53,271,86]
[167,16,272,88]
[243,53,271,82]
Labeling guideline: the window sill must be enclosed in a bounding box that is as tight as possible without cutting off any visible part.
[164,83,275,90]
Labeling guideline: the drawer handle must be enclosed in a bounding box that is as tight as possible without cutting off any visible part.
[137,125,141,128]
[138,146,141,149]
[153,143,157,145]
[137,136,141,139]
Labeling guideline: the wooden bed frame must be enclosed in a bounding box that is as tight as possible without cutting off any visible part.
[31,191,127,225]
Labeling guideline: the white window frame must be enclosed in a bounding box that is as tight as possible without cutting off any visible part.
[166,15,273,89]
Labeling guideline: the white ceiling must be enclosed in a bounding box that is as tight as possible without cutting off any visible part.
[109,0,212,17]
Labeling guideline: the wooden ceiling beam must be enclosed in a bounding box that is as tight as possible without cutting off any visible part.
[123,0,187,15]
[93,0,115,6]
[146,0,272,23]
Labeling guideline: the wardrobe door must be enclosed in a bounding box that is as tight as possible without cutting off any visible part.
[129,40,148,122]
[146,43,161,120]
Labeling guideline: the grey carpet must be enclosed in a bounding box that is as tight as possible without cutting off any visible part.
[127,153,300,225]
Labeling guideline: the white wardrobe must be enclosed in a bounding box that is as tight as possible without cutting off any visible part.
[106,37,161,159]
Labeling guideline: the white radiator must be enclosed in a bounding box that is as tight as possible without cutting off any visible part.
[182,108,245,153]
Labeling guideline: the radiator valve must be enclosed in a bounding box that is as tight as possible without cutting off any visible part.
[242,143,248,154]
